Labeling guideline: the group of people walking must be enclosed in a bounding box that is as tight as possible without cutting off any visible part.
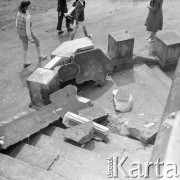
[16,0,163,68]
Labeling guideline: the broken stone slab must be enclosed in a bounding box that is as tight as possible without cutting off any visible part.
[50,85,91,118]
[78,103,108,123]
[152,32,180,68]
[108,30,134,60]
[63,121,94,145]
[113,88,133,113]
[124,113,161,144]
[51,37,94,59]
[76,96,93,107]
[0,104,61,149]
[27,68,60,107]
[57,63,80,82]
[44,56,69,70]
[73,48,114,86]
[63,112,109,142]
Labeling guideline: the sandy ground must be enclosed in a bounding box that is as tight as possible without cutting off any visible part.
[0,0,180,122]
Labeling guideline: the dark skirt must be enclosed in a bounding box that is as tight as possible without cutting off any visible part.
[145,7,163,32]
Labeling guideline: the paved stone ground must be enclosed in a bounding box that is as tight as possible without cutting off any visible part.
[0,0,180,122]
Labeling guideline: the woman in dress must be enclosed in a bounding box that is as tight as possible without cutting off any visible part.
[145,0,163,43]
[16,1,47,68]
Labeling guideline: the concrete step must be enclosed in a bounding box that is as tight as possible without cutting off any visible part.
[6,142,59,171]
[29,133,113,180]
[43,125,152,157]
[0,153,67,180]
[134,64,170,106]
[42,126,153,180]
[151,66,172,88]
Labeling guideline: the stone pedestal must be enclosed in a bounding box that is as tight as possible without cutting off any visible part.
[108,30,134,60]
[152,32,180,67]
[27,68,60,106]
[108,30,134,72]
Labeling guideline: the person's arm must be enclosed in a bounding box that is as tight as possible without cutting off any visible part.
[26,14,33,41]
[148,1,160,13]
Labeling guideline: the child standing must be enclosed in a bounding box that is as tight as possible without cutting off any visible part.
[70,0,92,40]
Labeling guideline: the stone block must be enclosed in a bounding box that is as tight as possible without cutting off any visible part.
[44,56,67,70]
[125,113,161,144]
[73,48,113,86]
[63,112,109,141]
[112,58,134,72]
[51,37,94,59]
[108,30,134,60]
[27,68,60,106]
[78,103,108,123]
[152,32,180,67]
[0,104,61,149]
[113,88,133,113]
[57,63,80,82]
[63,121,94,144]
[50,85,90,118]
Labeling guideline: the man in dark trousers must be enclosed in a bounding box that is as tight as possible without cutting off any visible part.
[57,0,73,34]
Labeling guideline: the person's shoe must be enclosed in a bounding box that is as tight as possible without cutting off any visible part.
[88,34,92,40]
[38,55,47,61]
[67,27,73,32]
[145,37,150,40]
[23,63,31,68]
[58,30,64,34]
[148,38,154,43]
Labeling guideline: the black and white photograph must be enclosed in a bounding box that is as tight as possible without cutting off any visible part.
[0,0,180,179]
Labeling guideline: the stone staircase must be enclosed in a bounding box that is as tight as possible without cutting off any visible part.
[0,64,172,180]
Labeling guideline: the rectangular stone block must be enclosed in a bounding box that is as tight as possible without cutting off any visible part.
[152,32,180,67]
[27,68,60,106]
[112,58,134,72]
[51,37,94,59]
[44,56,65,70]
[108,30,134,60]
[0,104,61,149]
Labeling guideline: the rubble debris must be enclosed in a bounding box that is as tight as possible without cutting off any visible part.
[63,112,109,142]
[63,121,94,145]
[78,103,108,123]
[50,85,91,117]
[73,48,113,86]
[76,96,93,107]
[113,88,133,113]
[57,63,80,82]
[0,104,61,149]
[51,37,94,59]
[163,112,176,128]
[27,68,60,107]
[125,114,161,144]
